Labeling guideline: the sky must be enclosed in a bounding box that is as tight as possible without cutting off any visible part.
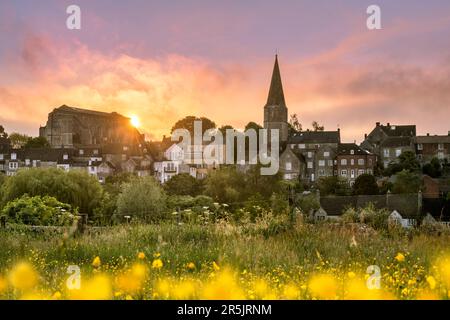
[0,0,450,142]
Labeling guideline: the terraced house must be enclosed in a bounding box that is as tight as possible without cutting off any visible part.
[414,133,450,163]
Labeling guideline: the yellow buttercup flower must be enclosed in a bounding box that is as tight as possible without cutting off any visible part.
[187,262,196,270]
[92,256,101,268]
[308,274,338,300]
[137,252,146,260]
[426,276,436,290]
[395,253,405,262]
[213,261,220,271]
[9,262,38,291]
[152,259,163,269]
[52,291,62,299]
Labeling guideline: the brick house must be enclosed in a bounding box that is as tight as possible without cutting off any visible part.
[414,133,450,163]
[335,143,377,185]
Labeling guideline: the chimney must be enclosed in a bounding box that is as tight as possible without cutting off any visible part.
[427,133,430,136]
[364,133,367,139]
[448,131,450,136]
[376,122,380,127]
[387,122,390,127]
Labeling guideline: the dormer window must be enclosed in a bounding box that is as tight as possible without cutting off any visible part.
[350,150,355,155]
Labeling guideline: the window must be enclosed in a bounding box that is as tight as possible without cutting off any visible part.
[79,149,84,155]
[358,169,365,176]
[417,143,423,151]
[9,162,18,170]
[367,169,373,175]
[351,170,355,178]
[328,160,333,167]
[341,170,347,177]
[350,159,355,165]
[341,159,347,166]
[323,151,330,157]
[284,173,291,180]
[307,162,313,169]
[358,159,365,165]
[25,159,30,166]
[319,160,325,167]
[123,146,129,151]
[307,152,313,158]
[299,144,306,149]
[350,150,355,155]
[318,169,325,177]
[368,158,373,166]
[11,153,17,160]
[285,162,292,171]
[438,144,444,150]
[290,144,294,149]
[0,154,3,160]
[93,149,99,155]
[438,152,445,160]
[63,154,69,160]
[395,149,402,157]
[383,149,390,157]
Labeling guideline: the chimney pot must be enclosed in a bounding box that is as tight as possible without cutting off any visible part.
[448,131,450,136]
[387,123,390,127]
[427,133,430,136]
[376,122,380,127]
[364,133,367,139]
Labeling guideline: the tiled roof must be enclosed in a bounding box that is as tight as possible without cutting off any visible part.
[414,135,450,144]
[289,130,340,144]
[380,136,412,148]
[379,124,416,137]
[337,143,371,155]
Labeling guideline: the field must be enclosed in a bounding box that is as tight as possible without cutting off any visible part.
[1,219,450,300]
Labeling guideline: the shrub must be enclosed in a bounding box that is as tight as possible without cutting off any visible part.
[0,168,103,215]
[116,176,167,222]
[2,195,76,226]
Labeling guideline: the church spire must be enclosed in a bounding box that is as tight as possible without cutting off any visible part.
[266,54,286,108]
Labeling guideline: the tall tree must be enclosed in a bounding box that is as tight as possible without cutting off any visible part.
[353,174,379,195]
[312,121,325,131]
[0,125,7,138]
[8,133,30,149]
[289,114,302,133]
[24,137,50,148]
[171,116,216,136]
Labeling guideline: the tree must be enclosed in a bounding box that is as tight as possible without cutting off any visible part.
[289,114,302,133]
[117,176,167,222]
[24,136,50,148]
[204,166,246,204]
[392,170,422,194]
[1,168,103,215]
[353,174,379,195]
[316,176,350,196]
[2,195,76,226]
[219,125,234,136]
[0,125,7,138]
[385,151,420,175]
[423,158,442,178]
[312,121,324,131]
[245,122,262,132]
[171,116,216,136]
[164,173,203,196]
[8,133,30,149]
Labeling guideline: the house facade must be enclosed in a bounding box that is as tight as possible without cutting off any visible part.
[414,133,450,163]
[335,143,377,185]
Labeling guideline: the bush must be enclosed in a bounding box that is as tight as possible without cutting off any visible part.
[2,195,76,226]
[164,173,203,196]
[117,176,167,222]
[0,168,103,215]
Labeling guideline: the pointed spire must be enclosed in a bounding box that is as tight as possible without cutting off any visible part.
[266,55,286,108]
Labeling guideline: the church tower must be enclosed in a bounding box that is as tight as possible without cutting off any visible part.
[264,55,288,143]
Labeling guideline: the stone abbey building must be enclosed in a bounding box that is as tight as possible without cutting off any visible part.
[39,105,145,148]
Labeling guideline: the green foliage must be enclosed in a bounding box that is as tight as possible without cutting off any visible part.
[2,195,76,226]
[8,132,30,149]
[1,168,103,215]
[385,151,420,176]
[422,158,442,178]
[170,116,216,136]
[341,204,390,231]
[203,166,246,204]
[0,125,7,138]
[296,193,320,215]
[24,136,50,148]
[316,176,350,196]
[164,173,203,196]
[392,170,422,194]
[117,176,167,222]
[353,174,379,195]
